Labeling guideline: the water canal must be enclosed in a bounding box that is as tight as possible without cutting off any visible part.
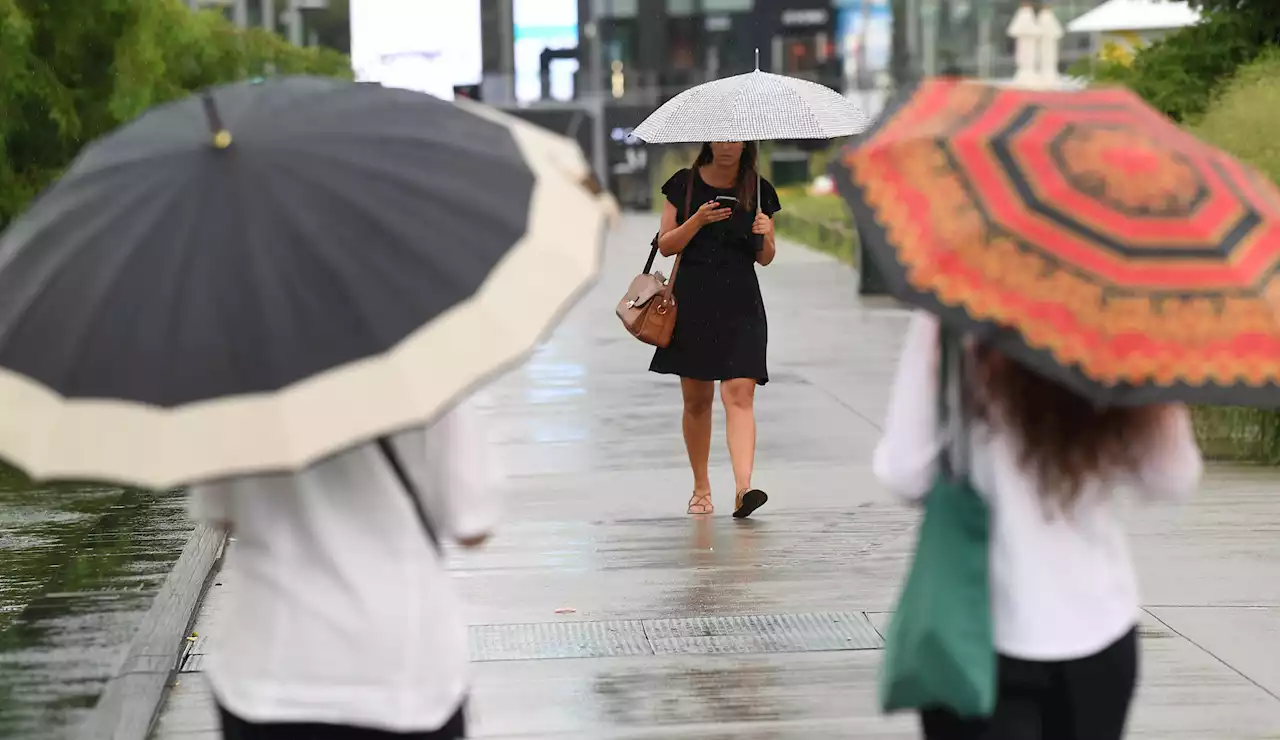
[0,468,191,738]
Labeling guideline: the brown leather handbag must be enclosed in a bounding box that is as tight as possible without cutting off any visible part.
[616,172,694,348]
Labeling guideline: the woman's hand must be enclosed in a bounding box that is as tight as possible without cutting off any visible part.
[458,532,490,549]
[692,201,733,228]
[751,212,774,236]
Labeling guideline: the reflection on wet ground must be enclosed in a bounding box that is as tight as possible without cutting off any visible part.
[0,469,190,739]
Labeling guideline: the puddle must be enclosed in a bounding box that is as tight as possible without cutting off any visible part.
[0,465,192,738]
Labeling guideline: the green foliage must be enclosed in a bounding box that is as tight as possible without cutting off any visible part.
[0,0,351,229]
[1192,406,1280,464]
[1081,9,1263,123]
[1187,0,1280,44]
[1188,47,1280,180]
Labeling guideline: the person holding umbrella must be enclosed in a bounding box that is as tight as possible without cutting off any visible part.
[630,51,871,517]
[649,140,781,518]
[875,310,1203,740]
[832,78,1280,738]
[190,396,497,739]
[0,78,611,738]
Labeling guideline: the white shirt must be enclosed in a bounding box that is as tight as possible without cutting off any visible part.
[873,312,1203,661]
[188,399,500,731]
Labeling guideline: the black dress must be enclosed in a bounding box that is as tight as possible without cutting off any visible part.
[649,168,782,385]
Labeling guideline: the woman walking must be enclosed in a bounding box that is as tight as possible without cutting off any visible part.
[651,141,781,518]
[189,397,500,739]
[874,312,1203,740]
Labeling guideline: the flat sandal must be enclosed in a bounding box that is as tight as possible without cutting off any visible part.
[687,491,714,515]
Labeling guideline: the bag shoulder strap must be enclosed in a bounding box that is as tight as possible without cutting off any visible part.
[645,169,695,284]
[663,169,695,291]
[937,324,971,480]
[377,436,442,554]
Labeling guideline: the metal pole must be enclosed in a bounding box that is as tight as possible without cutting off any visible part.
[585,15,608,191]
[499,0,515,104]
[288,0,304,46]
[977,2,992,79]
[906,0,919,70]
[857,0,871,89]
[921,0,937,78]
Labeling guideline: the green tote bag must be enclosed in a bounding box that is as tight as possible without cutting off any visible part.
[878,325,996,718]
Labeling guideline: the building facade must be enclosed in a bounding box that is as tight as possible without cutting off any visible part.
[476,0,1110,205]
[479,0,1109,107]
[577,0,842,107]
[892,0,1102,81]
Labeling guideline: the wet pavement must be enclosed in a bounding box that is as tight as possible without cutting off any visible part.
[0,471,190,739]
[155,215,1280,739]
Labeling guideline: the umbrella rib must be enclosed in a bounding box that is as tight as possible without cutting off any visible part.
[0,175,179,339]
[50,177,194,397]
[779,80,829,139]
[649,86,720,144]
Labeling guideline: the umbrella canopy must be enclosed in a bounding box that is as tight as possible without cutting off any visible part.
[0,76,608,488]
[832,79,1280,407]
[631,66,872,144]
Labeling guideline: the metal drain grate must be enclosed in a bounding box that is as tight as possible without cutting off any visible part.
[470,619,652,661]
[177,612,885,666]
[470,612,882,661]
[646,612,882,655]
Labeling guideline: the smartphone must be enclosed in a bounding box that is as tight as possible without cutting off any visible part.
[714,195,739,208]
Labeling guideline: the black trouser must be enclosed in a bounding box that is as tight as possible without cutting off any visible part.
[921,627,1138,740]
[218,705,466,740]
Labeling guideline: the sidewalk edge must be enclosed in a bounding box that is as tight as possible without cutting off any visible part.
[79,523,226,740]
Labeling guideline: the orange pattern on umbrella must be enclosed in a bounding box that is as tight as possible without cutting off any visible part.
[840,79,1280,396]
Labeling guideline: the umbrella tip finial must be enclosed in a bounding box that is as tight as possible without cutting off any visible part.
[755,47,760,71]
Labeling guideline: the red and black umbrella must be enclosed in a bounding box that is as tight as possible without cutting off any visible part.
[832,79,1280,407]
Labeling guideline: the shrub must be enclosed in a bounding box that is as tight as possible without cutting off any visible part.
[1083,9,1264,123]
[1187,47,1280,179]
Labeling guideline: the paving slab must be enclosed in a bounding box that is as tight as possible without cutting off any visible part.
[1147,607,1280,699]
[152,215,1280,739]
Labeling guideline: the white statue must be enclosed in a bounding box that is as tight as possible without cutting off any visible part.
[1008,4,1042,86]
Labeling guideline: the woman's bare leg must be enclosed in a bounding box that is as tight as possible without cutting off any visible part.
[720,378,757,496]
[681,378,715,512]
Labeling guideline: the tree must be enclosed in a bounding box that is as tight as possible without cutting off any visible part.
[1188,0,1278,40]
[0,0,351,228]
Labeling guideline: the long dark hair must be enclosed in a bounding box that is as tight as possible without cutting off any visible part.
[692,142,758,211]
[973,346,1163,511]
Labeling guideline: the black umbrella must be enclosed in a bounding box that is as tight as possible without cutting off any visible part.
[0,76,608,487]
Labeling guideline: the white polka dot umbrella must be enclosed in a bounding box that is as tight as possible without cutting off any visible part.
[631,51,872,145]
